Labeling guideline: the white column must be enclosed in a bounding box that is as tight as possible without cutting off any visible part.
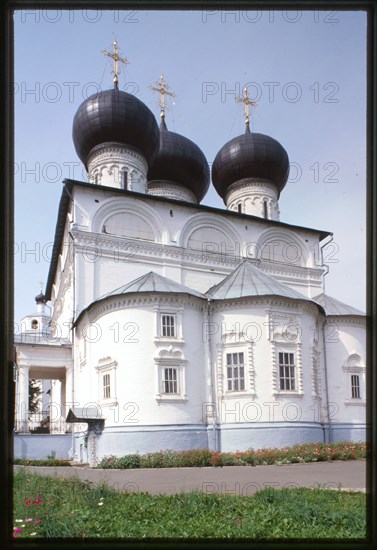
[17,365,30,432]
[60,378,66,418]
[65,365,73,413]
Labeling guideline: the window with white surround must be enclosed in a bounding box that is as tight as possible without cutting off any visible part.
[278,352,296,391]
[342,353,365,405]
[154,305,183,342]
[155,347,187,402]
[103,373,111,399]
[162,367,178,394]
[161,314,176,338]
[95,357,118,406]
[226,352,245,391]
[351,374,361,399]
[122,170,128,189]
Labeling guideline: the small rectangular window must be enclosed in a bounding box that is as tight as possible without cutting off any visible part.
[351,374,360,399]
[163,368,178,394]
[122,171,128,190]
[226,352,245,391]
[278,352,295,391]
[103,373,111,399]
[161,314,176,338]
[263,200,268,219]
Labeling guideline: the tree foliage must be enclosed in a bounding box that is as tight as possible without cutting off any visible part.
[28,378,41,414]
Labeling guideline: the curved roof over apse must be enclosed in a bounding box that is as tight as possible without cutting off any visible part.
[313,293,365,316]
[206,259,317,305]
[99,271,205,300]
[74,271,205,326]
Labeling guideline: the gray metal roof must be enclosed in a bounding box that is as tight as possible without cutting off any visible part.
[206,259,309,301]
[66,407,103,422]
[99,271,205,300]
[313,293,365,316]
[74,272,205,327]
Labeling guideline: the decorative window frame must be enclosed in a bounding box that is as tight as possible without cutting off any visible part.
[272,343,303,397]
[217,341,256,398]
[342,354,366,406]
[311,346,322,400]
[267,310,304,397]
[154,348,188,403]
[160,313,177,339]
[154,304,184,343]
[225,349,247,393]
[95,356,118,407]
[79,329,87,370]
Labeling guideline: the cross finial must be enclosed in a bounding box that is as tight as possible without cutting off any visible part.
[149,75,176,120]
[38,280,44,293]
[236,87,257,131]
[102,40,129,90]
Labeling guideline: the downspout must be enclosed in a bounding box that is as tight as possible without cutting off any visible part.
[321,319,332,443]
[319,234,333,443]
[68,224,76,459]
[63,182,78,460]
[207,298,218,451]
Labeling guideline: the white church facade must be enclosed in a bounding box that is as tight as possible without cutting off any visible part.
[14,46,366,465]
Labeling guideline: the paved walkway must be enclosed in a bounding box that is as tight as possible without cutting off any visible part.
[14,460,366,495]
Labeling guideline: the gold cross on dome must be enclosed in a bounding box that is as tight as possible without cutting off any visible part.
[149,75,176,119]
[103,40,129,89]
[236,87,257,126]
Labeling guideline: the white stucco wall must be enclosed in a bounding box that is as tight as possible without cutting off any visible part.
[324,317,366,427]
[69,186,325,321]
[75,294,208,428]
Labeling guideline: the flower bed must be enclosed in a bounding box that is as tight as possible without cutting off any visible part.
[96,441,366,469]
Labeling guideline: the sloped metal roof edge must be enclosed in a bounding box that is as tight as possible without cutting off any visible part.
[73,289,206,328]
[45,182,73,301]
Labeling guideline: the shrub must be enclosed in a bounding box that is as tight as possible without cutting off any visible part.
[94,441,366,470]
[116,454,141,469]
[14,458,71,467]
[96,455,119,469]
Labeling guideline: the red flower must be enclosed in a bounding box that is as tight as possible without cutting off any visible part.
[25,500,31,505]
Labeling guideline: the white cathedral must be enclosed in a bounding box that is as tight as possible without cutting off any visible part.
[14,45,366,465]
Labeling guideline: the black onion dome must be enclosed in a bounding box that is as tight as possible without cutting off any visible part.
[147,119,210,202]
[212,129,290,199]
[72,89,159,168]
[35,292,46,304]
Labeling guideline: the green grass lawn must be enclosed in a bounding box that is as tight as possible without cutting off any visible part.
[13,469,366,539]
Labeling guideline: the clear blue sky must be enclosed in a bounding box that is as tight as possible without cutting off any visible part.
[14,8,366,324]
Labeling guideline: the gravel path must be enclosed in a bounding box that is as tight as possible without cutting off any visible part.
[14,460,366,495]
